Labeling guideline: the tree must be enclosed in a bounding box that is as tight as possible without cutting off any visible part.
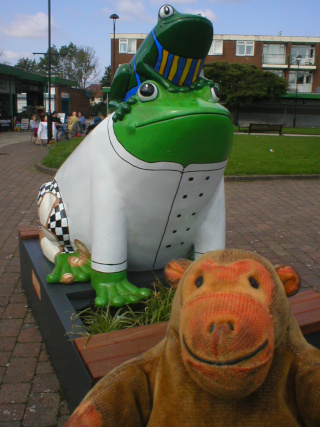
[100,66,111,88]
[15,57,39,73]
[204,62,288,110]
[24,42,100,88]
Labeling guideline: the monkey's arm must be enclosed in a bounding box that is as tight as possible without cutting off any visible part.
[66,362,152,427]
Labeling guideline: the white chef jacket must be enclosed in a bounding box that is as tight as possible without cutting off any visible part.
[55,115,227,273]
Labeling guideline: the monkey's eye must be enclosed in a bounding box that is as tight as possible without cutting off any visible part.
[138,83,158,102]
[195,276,204,288]
[249,277,259,289]
[159,5,174,19]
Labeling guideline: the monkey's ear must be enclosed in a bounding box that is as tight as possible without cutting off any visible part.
[164,258,192,289]
[274,265,301,297]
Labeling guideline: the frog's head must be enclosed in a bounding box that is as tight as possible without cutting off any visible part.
[112,81,233,168]
[154,5,213,59]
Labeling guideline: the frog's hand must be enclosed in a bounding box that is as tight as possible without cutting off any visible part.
[91,270,151,308]
[46,253,91,284]
[109,64,132,109]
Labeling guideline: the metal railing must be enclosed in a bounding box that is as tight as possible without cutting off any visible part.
[289,55,315,66]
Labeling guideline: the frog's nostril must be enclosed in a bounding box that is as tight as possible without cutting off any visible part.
[209,323,215,334]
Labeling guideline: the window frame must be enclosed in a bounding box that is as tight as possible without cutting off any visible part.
[119,39,137,54]
[236,41,255,57]
[208,40,223,56]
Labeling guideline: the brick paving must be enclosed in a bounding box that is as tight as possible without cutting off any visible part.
[0,131,319,425]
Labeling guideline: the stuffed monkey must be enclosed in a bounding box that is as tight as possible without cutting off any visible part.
[66,249,320,426]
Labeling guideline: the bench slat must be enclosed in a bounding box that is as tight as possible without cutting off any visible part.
[74,290,320,384]
[75,324,168,364]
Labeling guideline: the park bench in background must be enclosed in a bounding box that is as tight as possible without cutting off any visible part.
[249,123,283,135]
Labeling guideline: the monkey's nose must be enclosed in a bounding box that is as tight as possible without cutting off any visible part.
[209,321,234,334]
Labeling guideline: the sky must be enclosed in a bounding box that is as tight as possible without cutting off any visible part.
[1,0,319,80]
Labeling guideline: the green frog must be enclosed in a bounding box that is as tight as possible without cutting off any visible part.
[110,4,214,109]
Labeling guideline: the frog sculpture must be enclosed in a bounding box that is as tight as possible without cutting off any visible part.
[110,4,214,109]
[37,5,233,308]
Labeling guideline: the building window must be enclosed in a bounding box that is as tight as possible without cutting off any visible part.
[119,39,137,54]
[269,70,285,78]
[236,41,254,56]
[288,71,313,93]
[291,45,314,65]
[263,44,286,65]
[208,40,223,55]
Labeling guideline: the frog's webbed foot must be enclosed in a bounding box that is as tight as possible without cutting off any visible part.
[91,270,151,308]
[112,98,137,122]
[46,253,91,284]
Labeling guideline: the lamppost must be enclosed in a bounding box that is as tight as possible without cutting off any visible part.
[110,13,119,81]
[293,54,302,128]
[34,1,52,141]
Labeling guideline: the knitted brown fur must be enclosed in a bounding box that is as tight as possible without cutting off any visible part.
[66,249,320,426]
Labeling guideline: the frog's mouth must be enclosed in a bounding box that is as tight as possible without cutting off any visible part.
[114,112,233,168]
[135,112,231,129]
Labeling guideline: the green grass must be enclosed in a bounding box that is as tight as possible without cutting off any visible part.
[225,134,320,175]
[70,279,175,339]
[41,133,320,176]
[41,137,84,169]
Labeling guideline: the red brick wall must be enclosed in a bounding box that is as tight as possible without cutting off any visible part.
[55,87,90,118]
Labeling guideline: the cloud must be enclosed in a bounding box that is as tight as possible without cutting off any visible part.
[103,1,154,24]
[1,50,31,65]
[0,12,58,39]
[185,8,217,22]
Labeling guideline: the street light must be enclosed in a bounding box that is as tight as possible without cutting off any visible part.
[293,54,302,128]
[110,13,119,81]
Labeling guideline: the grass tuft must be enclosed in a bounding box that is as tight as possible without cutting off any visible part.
[70,279,175,340]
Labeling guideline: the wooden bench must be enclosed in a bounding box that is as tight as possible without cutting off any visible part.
[249,123,283,135]
[75,289,320,385]
[237,121,250,131]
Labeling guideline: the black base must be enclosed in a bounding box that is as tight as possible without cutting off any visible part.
[19,236,164,412]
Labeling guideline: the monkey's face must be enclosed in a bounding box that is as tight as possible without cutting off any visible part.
[179,258,275,398]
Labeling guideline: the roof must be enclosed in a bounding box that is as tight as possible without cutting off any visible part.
[0,63,77,87]
[87,84,103,97]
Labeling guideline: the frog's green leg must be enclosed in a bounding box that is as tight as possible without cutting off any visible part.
[109,64,132,111]
[91,270,151,308]
[46,253,91,284]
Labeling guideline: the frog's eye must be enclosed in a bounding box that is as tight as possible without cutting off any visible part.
[211,85,220,102]
[138,83,159,102]
[159,5,174,19]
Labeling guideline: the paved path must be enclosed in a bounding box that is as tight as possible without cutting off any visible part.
[0,131,319,425]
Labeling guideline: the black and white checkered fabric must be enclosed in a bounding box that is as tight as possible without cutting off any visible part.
[37,179,61,207]
[38,179,74,253]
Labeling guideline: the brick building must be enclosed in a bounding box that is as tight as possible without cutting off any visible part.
[109,33,320,126]
[110,33,320,94]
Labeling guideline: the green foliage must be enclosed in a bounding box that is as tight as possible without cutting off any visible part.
[15,57,38,73]
[100,66,112,88]
[89,101,107,117]
[70,279,175,338]
[15,42,99,89]
[204,62,288,108]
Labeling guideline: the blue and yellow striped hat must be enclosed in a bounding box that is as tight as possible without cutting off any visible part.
[152,30,205,86]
